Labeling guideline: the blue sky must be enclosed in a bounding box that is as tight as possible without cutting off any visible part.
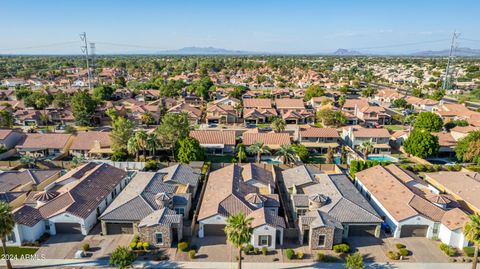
[1,0,479,54]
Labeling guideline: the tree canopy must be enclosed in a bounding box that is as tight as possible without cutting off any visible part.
[316,109,347,127]
[413,112,443,132]
[110,117,135,153]
[176,137,204,163]
[304,85,325,101]
[71,92,97,126]
[455,130,480,164]
[403,129,439,158]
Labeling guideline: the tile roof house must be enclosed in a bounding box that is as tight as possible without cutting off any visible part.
[243,98,272,109]
[0,169,61,210]
[372,89,403,104]
[205,103,238,124]
[297,125,340,153]
[275,98,306,114]
[341,126,391,155]
[242,131,291,150]
[343,98,391,127]
[70,131,113,159]
[168,103,202,124]
[99,164,200,247]
[405,96,438,112]
[432,132,456,157]
[433,103,480,126]
[198,164,285,250]
[10,162,131,246]
[281,165,382,250]
[355,165,469,249]
[243,108,278,126]
[16,133,74,159]
[190,130,236,155]
[0,129,25,150]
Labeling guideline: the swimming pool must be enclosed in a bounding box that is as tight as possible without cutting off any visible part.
[262,158,282,164]
[367,155,399,162]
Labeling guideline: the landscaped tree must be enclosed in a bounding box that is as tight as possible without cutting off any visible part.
[109,246,136,269]
[413,112,443,132]
[292,144,309,163]
[127,136,140,161]
[455,130,480,165]
[141,112,155,126]
[176,137,204,163]
[92,85,114,101]
[463,214,480,269]
[247,142,271,163]
[271,118,286,132]
[361,86,376,97]
[340,146,348,164]
[345,251,365,269]
[71,92,97,126]
[326,147,334,164]
[146,133,161,158]
[236,143,247,163]
[110,117,135,153]
[403,129,439,158]
[0,202,15,269]
[304,85,325,101]
[275,144,296,164]
[157,112,190,160]
[391,98,408,108]
[20,155,36,168]
[0,111,13,128]
[224,213,254,269]
[187,77,214,100]
[135,130,148,159]
[359,140,374,159]
[316,109,347,127]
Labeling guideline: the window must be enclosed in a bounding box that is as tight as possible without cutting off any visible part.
[174,207,185,216]
[45,220,50,231]
[259,235,270,246]
[155,233,163,245]
[318,235,326,247]
[297,209,308,216]
[7,232,16,243]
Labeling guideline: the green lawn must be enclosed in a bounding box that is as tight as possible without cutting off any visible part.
[385,125,405,132]
[205,155,235,163]
[307,155,326,164]
[0,247,38,258]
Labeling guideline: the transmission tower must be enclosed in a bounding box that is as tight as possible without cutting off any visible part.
[442,31,460,90]
[80,32,92,89]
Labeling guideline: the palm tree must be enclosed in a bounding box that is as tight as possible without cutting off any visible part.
[275,144,296,164]
[71,155,85,168]
[464,213,480,269]
[135,130,148,158]
[141,112,155,126]
[0,202,15,269]
[224,213,253,269]
[271,118,286,133]
[247,142,271,163]
[146,133,161,158]
[325,147,334,164]
[20,155,36,168]
[359,140,374,159]
[233,103,243,119]
[127,136,140,161]
[236,143,246,164]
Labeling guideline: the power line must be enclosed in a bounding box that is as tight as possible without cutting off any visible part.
[443,31,460,90]
[80,32,92,89]
[0,41,78,51]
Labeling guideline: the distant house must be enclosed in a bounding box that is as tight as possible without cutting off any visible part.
[70,131,113,159]
[243,130,291,150]
[297,125,340,153]
[406,96,438,112]
[343,98,390,127]
[342,126,391,155]
[372,89,403,105]
[168,103,202,124]
[16,133,74,159]
[212,96,241,107]
[190,130,236,155]
[13,109,43,126]
[205,104,237,124]
[0,129,25,149]
[275,98,305,114]
[433,103,480,126]
[243,108,278,126]
[432,132,456,158]
[281,110,315,124]
[281,165,382,250]
[271,88,291,99]
[2,78,26,87]
[450,126,479,141]
[11,163,131,246]
[198,164,285,250]
[355,165,469,249]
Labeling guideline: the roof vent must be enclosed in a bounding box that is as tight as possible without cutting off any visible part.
[154,192,173,209]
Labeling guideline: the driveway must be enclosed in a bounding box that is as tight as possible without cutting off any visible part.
[36,234,85,259]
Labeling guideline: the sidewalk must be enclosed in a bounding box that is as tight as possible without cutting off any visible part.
[0,259,473,269]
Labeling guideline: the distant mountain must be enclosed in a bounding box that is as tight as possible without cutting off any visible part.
[158,46,258,55]
[331,48,363,56]
[409,47,480,57]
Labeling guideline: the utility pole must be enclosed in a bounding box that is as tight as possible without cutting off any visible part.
[442,31,460,90]
[80,32,92,89]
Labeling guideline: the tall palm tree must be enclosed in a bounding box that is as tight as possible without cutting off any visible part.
[271,118,286,133]
[275,144,296,164]
[135,130,148,158]
[359,140,374,159]
[247,142,271,163]
[127,136,140,161]
[0,202,15,269]
[146,133,161,158]
[236,143,246,164]
[464,213,480,269]
[224,213,253,269]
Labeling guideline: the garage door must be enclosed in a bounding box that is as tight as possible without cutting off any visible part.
[106,223,134,234]
[400,225,428,237]
[348,225,377,237]
[203,224,226,236]
[55,223,82,234]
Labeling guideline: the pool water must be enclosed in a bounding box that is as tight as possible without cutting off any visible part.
[262,159,282,164]
[333,156,341,165]
[367,155,399,162]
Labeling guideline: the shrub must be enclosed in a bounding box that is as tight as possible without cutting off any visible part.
[136,242,143,250]
[144,160,159,171]
[395,243,406,249]
[439,243,456,257]
[109,246,136,269]
[158,255,168,261]
[129,242,137,250]
[333,243,350,254]
[178,241,189,252]
[463,246,475,257]
[285,248,295,260]
[273,257,279,262]
[322,255,339,262]
[297,251,304,259]
[386,251,400,260]
[398,248,409,257]
[188,249,196,259]
[142,242,149,251]
[132,234,140,243]
[316,252,324,262]
[254,248,259,255]
[261,247,268,256]
[82,243,90,252]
